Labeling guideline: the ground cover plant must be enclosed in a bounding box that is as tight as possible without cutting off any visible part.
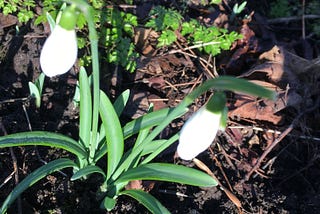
[1,0,320,213]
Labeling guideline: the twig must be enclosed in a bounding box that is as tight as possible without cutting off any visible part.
[168,41,221,54]
[162,79,202,89]
[158,189,189,198]
[245,121,293,181]
[209,147,234,191]
[0,171,15,189]
[0,120,22,214]
[228,126,320,142]
[22,104,67,177]
[193,158,242,213]
[302,0,306,39]
[245,100,320,181]
[267,15,320,24]
[164,80,179,92]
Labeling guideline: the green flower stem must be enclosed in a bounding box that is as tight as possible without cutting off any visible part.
[64,0,99,162]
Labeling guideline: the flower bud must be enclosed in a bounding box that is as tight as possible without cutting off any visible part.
[40,6,78,77]
[177,92,227,160]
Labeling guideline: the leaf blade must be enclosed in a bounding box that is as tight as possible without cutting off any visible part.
[120,189,170,214]
[116,163,218,187]
[79,67,92,149]
[99,91,124,178]
[71,165,106,181]
[0,131,87,159]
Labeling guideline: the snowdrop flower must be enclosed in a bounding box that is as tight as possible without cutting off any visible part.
[40,6,78,77]
[177,92,227,160]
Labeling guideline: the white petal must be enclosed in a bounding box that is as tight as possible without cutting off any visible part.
[177,107,221,160]
[40,25,77,77]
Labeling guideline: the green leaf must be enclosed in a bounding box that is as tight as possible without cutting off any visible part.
[28,82,41,108]
[100,91,124,178]
[122,107,188,139]
[115,163,218,187]
[101,196,117,211]
[0,158,77,213]
[71,165,106,181]
[133,104,154,148]
[46,11,56,31]
[113,89,130,117]
[120,190,170,214]
[187,76,276,102]
[157,30,177,47]
[28,73,45,108]
[35,73,45,94]
[141,133,179,164]
[210,0,222,4]
[79,67,92,149]
[0,131,87,159]
[233,1,247,14]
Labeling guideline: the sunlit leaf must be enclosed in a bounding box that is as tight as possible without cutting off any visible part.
[71,165,106,180]
[120,189,170,214]
[0,131,87,159]
[115,163,218,187]
[100,91,124,178]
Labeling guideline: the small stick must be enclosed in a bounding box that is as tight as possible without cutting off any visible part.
[267,15,320,24]
[245,124,293,181]
[168,41,221,54]
[22,104,67,177]
[302,0,306,39]
[0,171,15,189]
[0,120,22,214]
[245,100,320,181]
[210,147,234,190]
[193,158,242,212]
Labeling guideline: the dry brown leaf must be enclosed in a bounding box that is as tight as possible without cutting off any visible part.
[0,13,18,29]
[228,93,283,125]
[134,27,158,56]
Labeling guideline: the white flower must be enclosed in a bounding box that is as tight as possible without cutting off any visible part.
[177,106,222,160]
[40,25,77,77]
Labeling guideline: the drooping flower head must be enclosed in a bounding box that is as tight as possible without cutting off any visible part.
[40,6,79,77]
[177,92,227,160]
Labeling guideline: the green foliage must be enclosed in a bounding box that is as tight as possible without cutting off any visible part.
[146,6,182,31]
[232,1,247,15]
[269,0,291,18]
[269,0,320,36]
[146,6,182,48]
[0,0,36,23]
[35,0,62,25]
[182,20,242,56]
[146,6,241,55]
[100,7,138,73]
[28,73,45,108]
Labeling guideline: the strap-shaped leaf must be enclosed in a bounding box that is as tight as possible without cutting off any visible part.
[28,82,41,108]
[100,91,124,178]
[71,165,106,181]
[141,133,179,164]
[0,158,77,213]
[79,67,92,148]
[0,131,87,158]
[113,89,130,116]
[115,163,218,187]
[122,107,188,139]
[120,189,170,214]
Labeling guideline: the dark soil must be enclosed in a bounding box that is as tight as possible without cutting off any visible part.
[1,1,320,213]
